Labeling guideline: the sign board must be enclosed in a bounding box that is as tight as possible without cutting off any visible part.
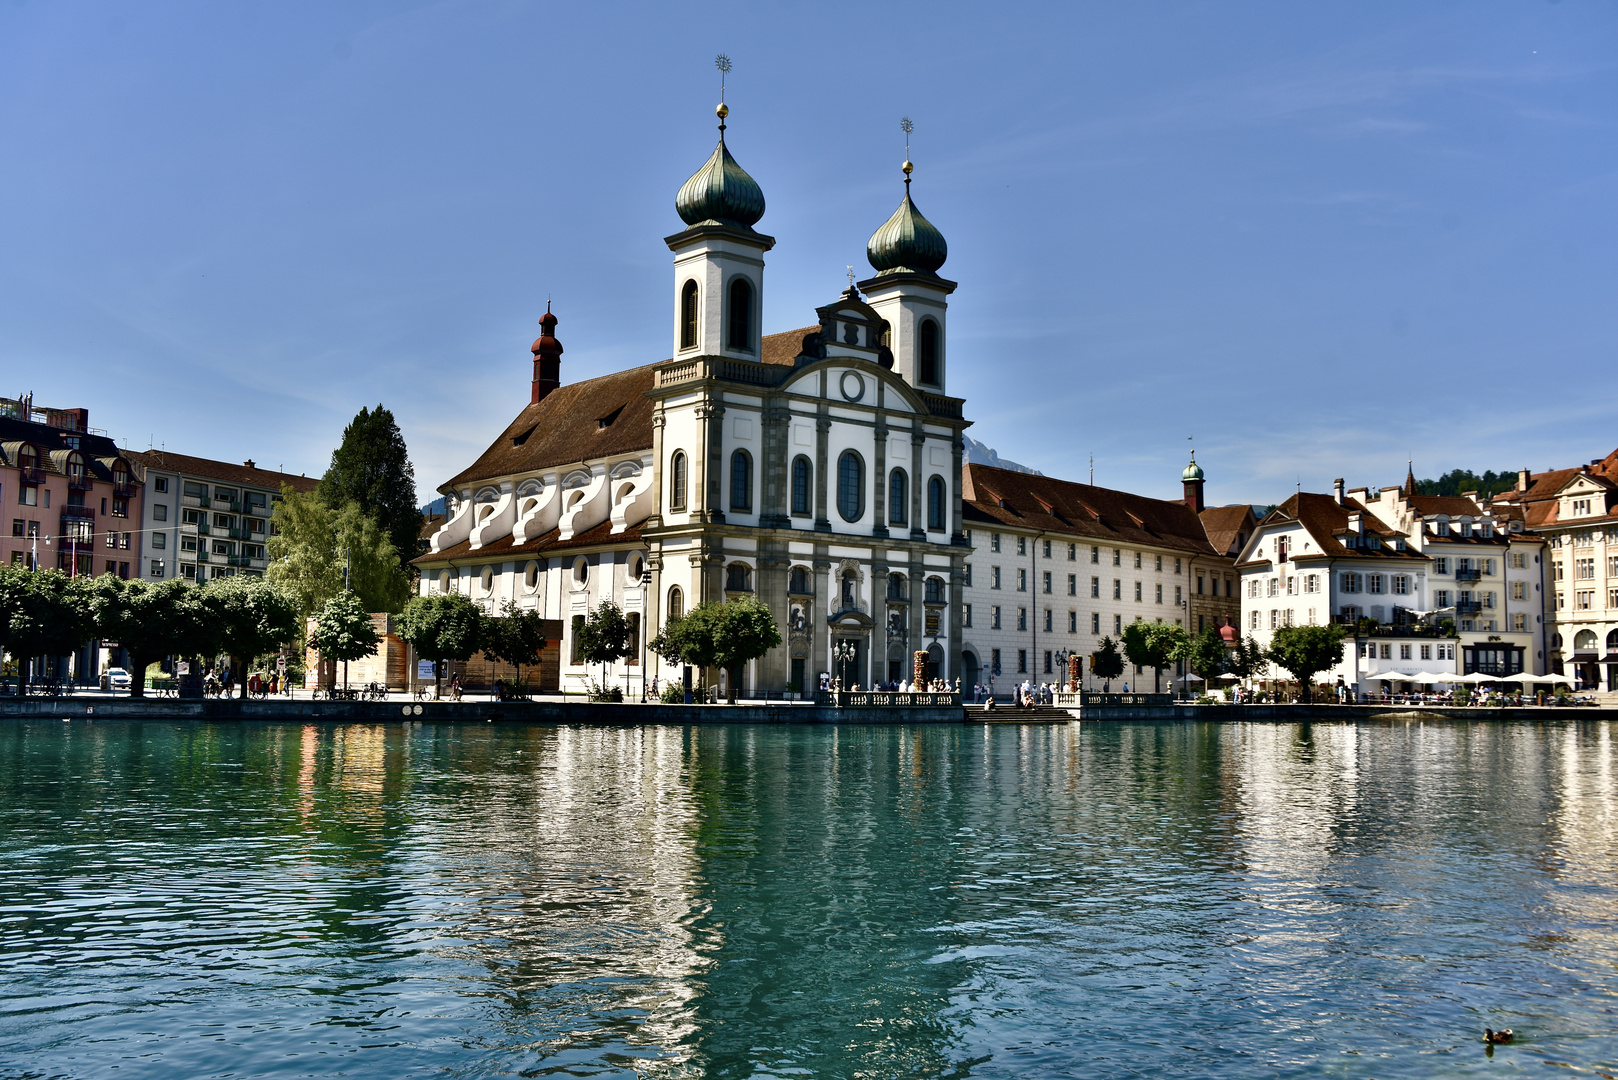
[176,661,190,675]
[417,660,437,679]
[276,656,287,671]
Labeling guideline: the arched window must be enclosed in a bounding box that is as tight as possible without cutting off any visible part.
[668,450,687,511]
[1576,629,1598,651]
[789,566,811,594]
[730,449,752,511]
[667,585,684,621]
[889,469,908,526]
[837,450,864,522]
[791,456,812,516]
[918,319,939,385]
[680,280,699,350]
[726,562,753,592]
[927,475,946,531]
[925,577,945,603]
[727,278,752,351]
[887,572,907,601]
[1609,629,1618,650]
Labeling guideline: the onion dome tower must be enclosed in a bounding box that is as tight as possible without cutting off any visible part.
[530,302,563,405]
[858,118,957,393]
[666,56,773,361]
[1183,449,1205,513]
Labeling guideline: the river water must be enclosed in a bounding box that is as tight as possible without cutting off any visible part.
[1,719,1616,1078]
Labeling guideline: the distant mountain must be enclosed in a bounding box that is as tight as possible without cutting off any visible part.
[963,436,1043,476]
[419,496,447,516]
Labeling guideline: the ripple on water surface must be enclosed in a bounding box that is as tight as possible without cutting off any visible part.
[1,718,1616,1078]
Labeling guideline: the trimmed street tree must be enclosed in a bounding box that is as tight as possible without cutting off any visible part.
[0,568,95,695]
[576,600,632,698]
[482,600,548,696]
[89,577,201,697]
[1265,623,1347,703]
[1227,634,1270,682]
[319,404,424,574]
[1090,636,1125,690]
[1176,626,1230,690]
[648,598,781,703]
[311,592,382,691]
[709,596,782,703]
[396,593,484,698]
[1121,619,1188,693]
[204,575,302,698]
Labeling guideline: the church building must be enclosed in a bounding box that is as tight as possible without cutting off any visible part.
[415,103,971,697]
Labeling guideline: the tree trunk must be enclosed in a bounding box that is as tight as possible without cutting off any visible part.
[236,654,248,699]
[15,655,30,697]
[727,664,740,704]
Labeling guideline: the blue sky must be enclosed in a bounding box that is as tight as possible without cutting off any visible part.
[3,2,1615,509]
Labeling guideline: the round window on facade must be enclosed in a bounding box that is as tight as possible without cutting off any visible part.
[573,556,590,587]
[627,552,645,584]
[524,560,541,592]
[480,566,494,595]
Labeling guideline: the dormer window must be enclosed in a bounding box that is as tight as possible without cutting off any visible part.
[1435,520,1450,537]
[1572,497,1593,516]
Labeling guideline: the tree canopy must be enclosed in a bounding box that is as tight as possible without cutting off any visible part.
[577,601,633,696]
[267,486,408,616]
[203,575,301,697]
[1415,468,1517,499]
[319,404,423,572]
[1090,636,1125,686]
[396,592,485,696]
[89,577,213,697]
[0,567,96,694]
[482,600,548,694]
[311,592,381,688]
[651,597,781,703]
[1177,626,1230,685]
[1120,619,1188,692]
[1265,623,1346,702]
[1226,634,1270,681]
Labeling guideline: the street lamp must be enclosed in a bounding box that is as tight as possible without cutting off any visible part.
[833,639,858,694]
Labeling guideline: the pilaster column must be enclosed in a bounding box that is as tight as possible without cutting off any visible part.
[910,430,926,541]
[813,548,831,686]
[872,415,889,539]
[950,433,967,546]
[814,415,832,532]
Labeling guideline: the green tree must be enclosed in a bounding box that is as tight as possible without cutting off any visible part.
[648,598,782,703]
[576,600,632,698]
[310,592,382,691]
[203,575,301,698]
[396,593,485,698]
[482,600,548,696]
[267,486,409,618]
[1176,626,1230,689]
[1120,619,1187,693]
[0,568,95,695]
[1090,636,1125,689]
[1265,623,1347,703]
[319,404,423,573]
[89,577,194,697]
[1227,634,1270,681]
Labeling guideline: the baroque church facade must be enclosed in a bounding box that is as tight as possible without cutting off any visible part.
[416,104,971,696]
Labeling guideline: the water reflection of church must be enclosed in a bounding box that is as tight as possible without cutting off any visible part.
[414,100,971,696]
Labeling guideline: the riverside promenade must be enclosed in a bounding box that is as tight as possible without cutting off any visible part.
[1,693,1612,725]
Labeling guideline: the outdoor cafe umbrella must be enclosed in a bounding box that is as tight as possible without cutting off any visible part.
[1216,672,1242,681]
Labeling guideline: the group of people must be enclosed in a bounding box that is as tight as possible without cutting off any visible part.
[978,680,1076,710]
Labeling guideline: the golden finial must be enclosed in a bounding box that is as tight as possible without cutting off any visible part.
[900,116,914,192]
[717,102,729,119]
[715,54,731,131]
[902,160,913,176]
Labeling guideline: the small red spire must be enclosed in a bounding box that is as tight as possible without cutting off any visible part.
[531,301,563,405]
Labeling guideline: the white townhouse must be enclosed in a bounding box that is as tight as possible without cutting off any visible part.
[415,103,971,697]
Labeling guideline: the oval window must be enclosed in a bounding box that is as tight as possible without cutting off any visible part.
[627,552,645,583]
[438,570,451,593]
[480,566,494,595]
[524,561,540,592]
[573,556,589,587]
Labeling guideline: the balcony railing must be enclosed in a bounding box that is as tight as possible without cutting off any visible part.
[816,690,961,708]
[1455,568,1483,582]
[1455,600,1483,615]
[17,466,45,484]
[59,505,95,522]
[67,473,92,490]
[181,494,211,509]
[112,481,138,497]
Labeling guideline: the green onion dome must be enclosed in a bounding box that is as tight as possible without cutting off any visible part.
[866,190,947,275]
[1182,451,1205,482]
[676,128,765,229]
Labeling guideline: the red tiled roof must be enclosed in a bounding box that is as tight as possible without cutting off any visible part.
[128,449,320,493]
[1199,503,1256,558]
[1258,492,1423,561]
[962,463,1218,556]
